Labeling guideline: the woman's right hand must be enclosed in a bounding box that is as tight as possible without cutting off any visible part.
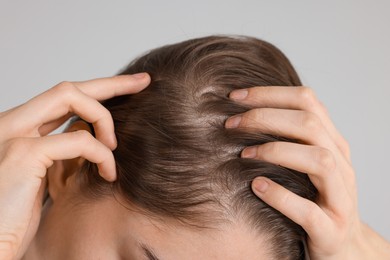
[0,73,150,259]
[226,86,390,259]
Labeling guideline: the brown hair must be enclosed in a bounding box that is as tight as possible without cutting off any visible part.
[78,35,317,259]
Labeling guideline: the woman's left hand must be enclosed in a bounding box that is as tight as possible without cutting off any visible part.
[225,86,390,259]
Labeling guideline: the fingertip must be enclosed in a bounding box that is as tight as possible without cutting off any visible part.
[107,173,117,182]
[96,150,117,182]
[229,89,248,101]
[132,72,151,85]
[225,115,242,129]
[98,166,117,183]
[241,146,257,158]
[127,72,151,92]
[109,133,118,150]
[131,72,147,79]
[95,132,117,151]
[252,177,270,195]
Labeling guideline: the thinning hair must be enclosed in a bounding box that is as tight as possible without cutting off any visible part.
[78,35,317,260]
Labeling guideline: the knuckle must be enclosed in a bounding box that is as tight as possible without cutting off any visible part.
[299,87,327,114]
[278,191,292,206]
[52,81,79,101]
[235,113,249,127]
[248,108,266,125]
[54,81,74,91]
[314,148,336,173]
[99,107,113,122]
[252,86,269,99]
[71,129,93,144]
[300,112,321,131]
[299,87,317,105]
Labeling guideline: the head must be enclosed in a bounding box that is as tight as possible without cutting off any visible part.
[29,35,317,259]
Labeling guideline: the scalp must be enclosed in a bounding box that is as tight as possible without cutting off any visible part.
[79,35,316,260]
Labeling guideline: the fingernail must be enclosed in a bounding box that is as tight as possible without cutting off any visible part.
[225,115,242,128]
[132,72,147,79]
[253,179,269,193]
[230,89,248,100]
[241,146,257,158]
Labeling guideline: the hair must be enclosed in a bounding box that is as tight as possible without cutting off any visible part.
[76,35,317,259]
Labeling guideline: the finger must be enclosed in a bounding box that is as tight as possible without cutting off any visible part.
[0,104,22,118]
[243,142,349,209]
[251,177,333,242]
[39,86,116,149]
[12,84,119,149]
[226,108,340,155]
[226,108,354,195]
[4,73,150,139]
[229,86,350,161]
[72,73,151,100]
[35,130,116,181]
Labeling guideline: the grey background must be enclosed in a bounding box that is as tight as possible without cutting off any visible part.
[1,1,389,240]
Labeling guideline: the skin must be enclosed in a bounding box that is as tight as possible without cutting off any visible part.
[0,74,151,259]
[0,73,389,259]
[23,121,271,259]
[24,183,270,259]
[226,86,390,259]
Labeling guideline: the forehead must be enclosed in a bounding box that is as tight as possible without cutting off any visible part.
[107,199,273,260]
[54,194,273,259]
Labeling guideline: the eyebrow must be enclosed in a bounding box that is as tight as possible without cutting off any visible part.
[141,244,162,260]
